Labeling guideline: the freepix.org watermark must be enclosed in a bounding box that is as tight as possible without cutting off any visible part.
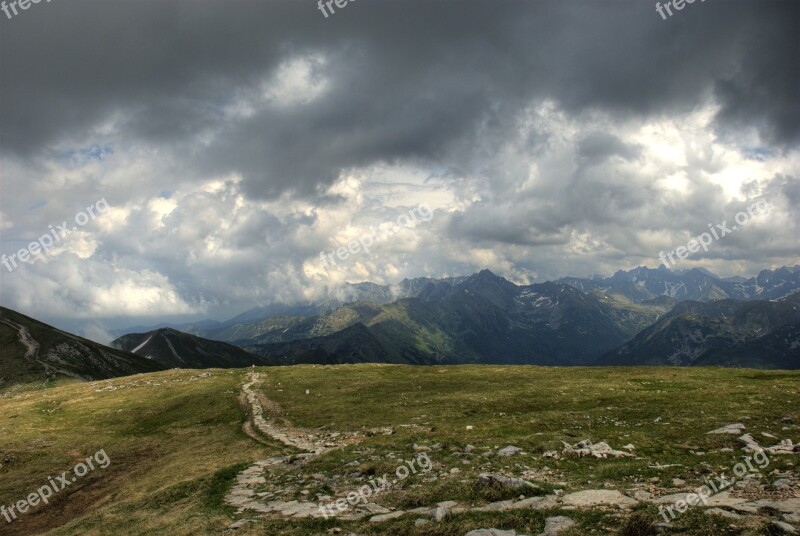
[317,0,356,18]
[658,199,770,269]
[655,0,708,21]
[319,204,432,271]
[1,198,109,274]
[318,453,432,519]
[658,449,771,523]
[1,449,111,524]
[1,0,54,21]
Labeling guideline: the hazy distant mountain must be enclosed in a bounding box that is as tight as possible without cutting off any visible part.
[111,328,276,369]
[0,307,164,390]
[558,265,800,304]
[599,292,800,369]
[245,270,673,366]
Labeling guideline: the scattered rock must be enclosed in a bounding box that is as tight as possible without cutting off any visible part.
[228,519,252,530]
[653,491,746,510]
[784,513,800,524]
[747,498,800,513]
[464,529,520,536]
[705,508,742,521]
[739,434,800,454]
[707,423,745,435]
[770,521,798,535]
[649,463,682,470]
[561,440,633,459]
[672,478,686,487]
[432,506,449,522]
[478,473,541,492]
[370,511,406,523]
[540,516,576,536]
[498,445,523,457]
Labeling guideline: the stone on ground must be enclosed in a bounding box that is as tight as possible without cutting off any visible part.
[540,516,576,536]
[561,489,637,508]
[707,423,746,435]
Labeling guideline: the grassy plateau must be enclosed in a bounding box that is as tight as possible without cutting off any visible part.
[0,365,798,535]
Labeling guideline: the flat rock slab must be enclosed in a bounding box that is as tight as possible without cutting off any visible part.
[370,511,406,523]
[512,495,560,511]
[705,508,743,520]
[540,516,576,536]
[498,445,523,457]
[562,440,633,459]
[561,490,637,508]
[652,491,746,508]
[707,423,746,434]
[747,498,800,513]
[770,521,798,535]
[465,530,526,536]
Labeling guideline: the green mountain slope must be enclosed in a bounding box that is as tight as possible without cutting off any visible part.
[0,307,164,391]
[111,328,277,369]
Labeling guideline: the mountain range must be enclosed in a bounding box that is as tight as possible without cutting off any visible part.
[2,265,798,388]
[227,267,798,368]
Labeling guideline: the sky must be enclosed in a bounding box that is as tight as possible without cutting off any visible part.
[1,0,798,338]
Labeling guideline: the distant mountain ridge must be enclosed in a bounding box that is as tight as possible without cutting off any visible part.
[557,265,800,303]
[599,292,800,369]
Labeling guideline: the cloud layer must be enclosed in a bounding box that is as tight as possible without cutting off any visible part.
[1,0,798,335]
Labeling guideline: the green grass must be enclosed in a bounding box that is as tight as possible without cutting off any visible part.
[0,365,798,535]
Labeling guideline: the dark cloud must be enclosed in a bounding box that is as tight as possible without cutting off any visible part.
[2,0,798,199]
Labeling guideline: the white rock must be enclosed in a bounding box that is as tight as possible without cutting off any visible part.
[562,440,633,459]
[707,423,746,435]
